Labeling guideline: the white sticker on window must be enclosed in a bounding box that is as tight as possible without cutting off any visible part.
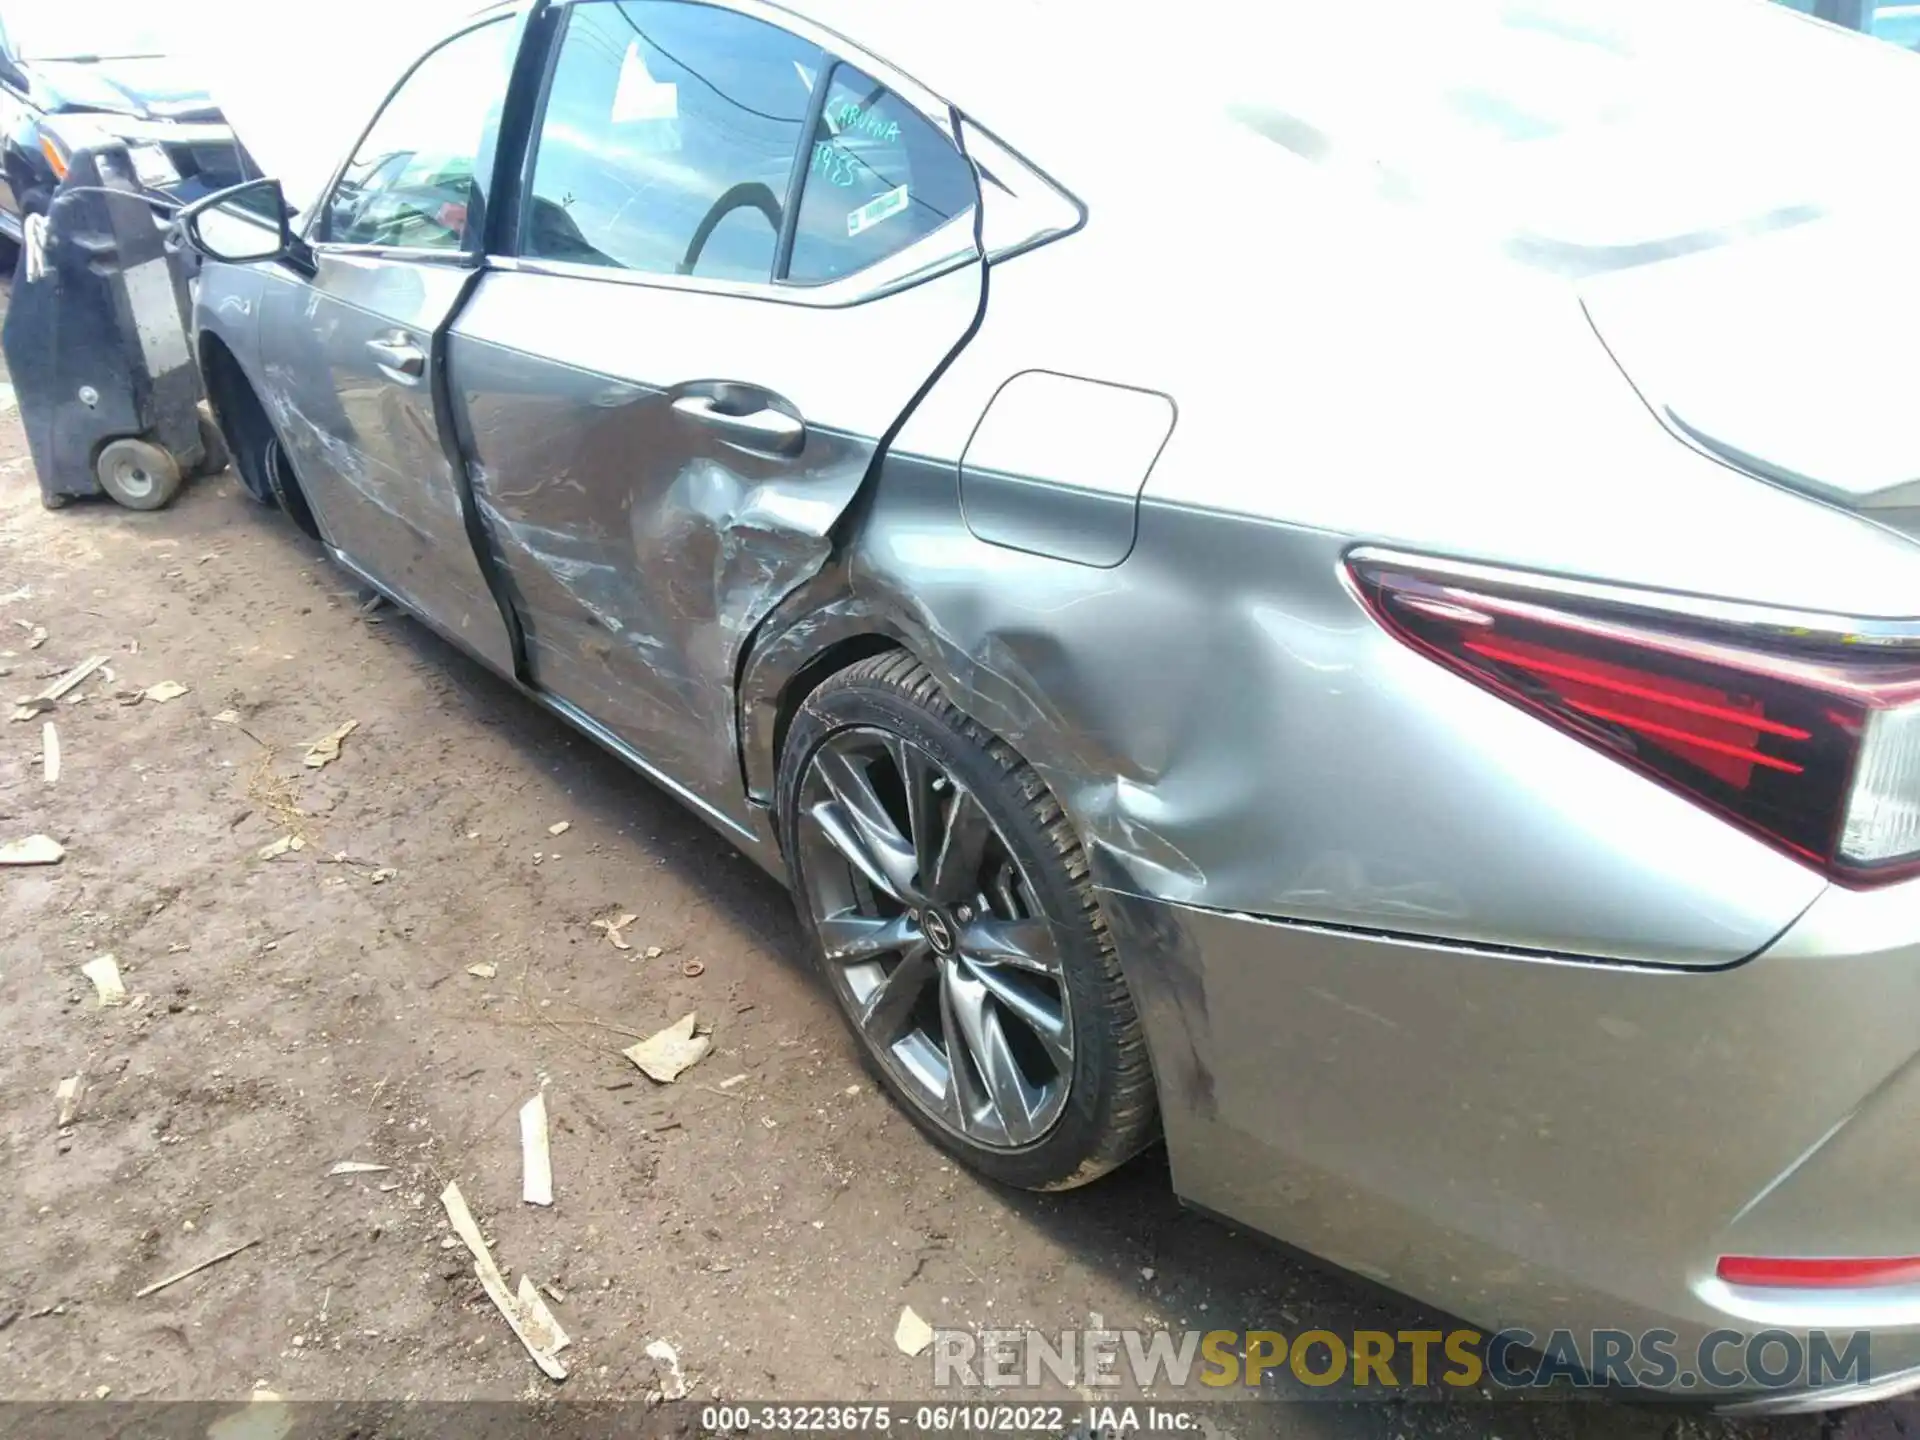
[611,40,678,123]
[846,184,909,238]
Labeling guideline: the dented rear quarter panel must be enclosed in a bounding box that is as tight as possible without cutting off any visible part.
[735,231,1826,971]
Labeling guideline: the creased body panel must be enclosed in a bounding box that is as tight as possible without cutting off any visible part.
[257,255,513,674]
[863,305,1819,965]
[447,262,982,819]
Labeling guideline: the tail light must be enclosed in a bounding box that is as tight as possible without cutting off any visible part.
[1718,1255,1920,1288]
[1347,554,1920,887]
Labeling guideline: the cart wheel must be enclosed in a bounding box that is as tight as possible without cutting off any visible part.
[194,411,230,478]
[95,438,184,511]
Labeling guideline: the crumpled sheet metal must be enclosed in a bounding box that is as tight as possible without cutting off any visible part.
[458,376,875,837]
[262,368,511,671]
[741,449,1817,971]
[249,266,517,677]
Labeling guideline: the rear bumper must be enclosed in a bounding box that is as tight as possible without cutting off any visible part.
[1717,1359,1920,1415]
[1097,878,1920,1406]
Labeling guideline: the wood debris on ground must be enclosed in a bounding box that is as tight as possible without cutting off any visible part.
[0,834,64,866]
[622,1013,710,1084]
[465,962,497,979]
[134,1238,260,1298]
[81,954,127,1007]
[12,653,107,719]
[645,1339,688,1400]
[327,1161,389,1176]
[143,680,189,703]
[55,1075,82,1127]
[257,835,306,861]
[592,912,637,951]
[521,1093,553,1207]
[439,1181,569,1380]
[516,1275,570,1357]
[40,720,58,783]
[894,1305,934,1357]
[303,719,358,769]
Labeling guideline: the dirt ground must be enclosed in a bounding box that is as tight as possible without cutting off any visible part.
[0,333,1911,1440]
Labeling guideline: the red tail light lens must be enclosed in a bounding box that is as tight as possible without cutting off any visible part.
[1347,555,1920,886]
[1718,1255,1920,1288]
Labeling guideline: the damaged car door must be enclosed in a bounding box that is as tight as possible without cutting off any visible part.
[448,0,984,820]
[257,14,522,675]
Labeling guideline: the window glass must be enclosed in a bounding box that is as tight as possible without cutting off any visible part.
[322,18,516,250]
[786,65,976,285]
[1866,3,1920,49]
[523,0,818,282]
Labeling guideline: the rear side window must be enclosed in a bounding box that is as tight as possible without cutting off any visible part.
[322,18,516,250]
[786,64,976,285]
[522,0,819,282]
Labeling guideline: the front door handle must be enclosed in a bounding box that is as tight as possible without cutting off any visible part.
[366,335,426,382]
[670,391,805,456]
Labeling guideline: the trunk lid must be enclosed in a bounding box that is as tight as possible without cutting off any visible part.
[1583,209,1920,531]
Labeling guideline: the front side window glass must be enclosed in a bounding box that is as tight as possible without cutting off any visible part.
[322,18,516,251]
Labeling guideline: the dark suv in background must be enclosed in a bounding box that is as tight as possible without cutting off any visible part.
[0,0,253,241]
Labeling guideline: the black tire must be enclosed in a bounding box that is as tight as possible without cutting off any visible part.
[776,651,1159,1191]
[202,345,277,507]
[202,344,321,540]
[263,432,321,540]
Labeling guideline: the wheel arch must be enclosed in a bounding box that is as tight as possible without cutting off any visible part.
[198,330,256,450]
[736,567,1120,868]
[197,326,322,543]
[767,634,904,778]
[197,328,277,506]
[737,580,919,809]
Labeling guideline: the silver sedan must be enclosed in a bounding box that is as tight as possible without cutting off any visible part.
[179,0,1920,1410]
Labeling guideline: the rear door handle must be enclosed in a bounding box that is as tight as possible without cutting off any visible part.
[366,335,426,382]
[670,391,805,456]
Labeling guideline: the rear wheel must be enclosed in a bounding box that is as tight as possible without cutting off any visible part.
[95,437,183,511]
[776,652,1158,1190]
